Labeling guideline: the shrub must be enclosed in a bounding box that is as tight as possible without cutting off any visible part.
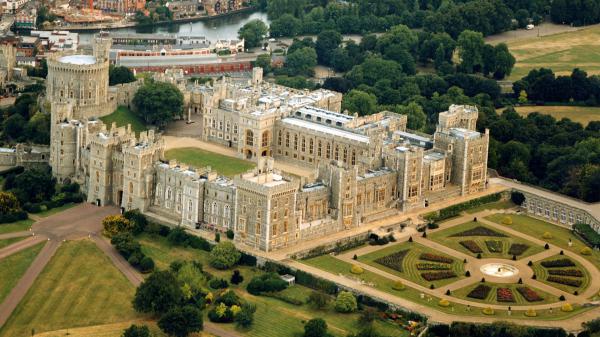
[460,240,483,254]
[427,222,439,230]
[208,302,235,323]
[547,276,582,287]
[350,265,364,274]
[215,232,221,243]
[226,229,235,240]
[574,223,600,247]
[353,254,357,260]
[334,291,357,313]
[509,243,530,256]
[209,278,229,289]
[525,309,537,317]
[421,271,457,281]
[308,291,330,309]
[408,236,413,242]
[102,215,132,238]
[215,290,242,306]
[548,269,584,277]
[235,302,256,328]
[392,281,405,290]
[485,240,503,253]
[497,288,515,302]
[543,232,553,239]
[210,242,241,269]
[517,287,543,302]
[438,299,450,307]
[246,273,288,295]
[502,216,513,225]
[561,303,574,312]
[511,191,525,205]
[416,263,450,270]
[451,226,507,238]
[230,270,244,285]
[304,318,328,337]
[581,247,592,255]
[139,256,155,273]
[467,285,491,299]
[545,243,550,249]
[122,324,150,337]
[541,258,575,268]
[419,253,453,264]
[123,210,148,234]
[465,271,471,277]
[559,295,566,301]
[482,307,494,315]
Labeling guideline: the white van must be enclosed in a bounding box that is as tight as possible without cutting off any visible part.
[526,24,534,30]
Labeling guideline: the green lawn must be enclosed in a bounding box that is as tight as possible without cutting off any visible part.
[465,200,516,214]
[452,281,560,306]
[504,106,600,127]
[358,242,465,288]
[0,242,44,304]
[0,219,34,235]
[0,240,142,337]
[531,254,591,294]
[164,147,255,177]
[428,221,544,260]
[33,203,78,218]
[0,236,25,249]
[485,214,600,266]
[100,106,148,135]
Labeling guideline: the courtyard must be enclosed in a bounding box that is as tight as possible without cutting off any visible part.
[299,206,600,323]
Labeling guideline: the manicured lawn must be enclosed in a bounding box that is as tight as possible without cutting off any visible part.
[358,242,465,288]
[300,255,586,320]
[100,106,148,135]
[531,254,591,294]
[498,106,600,127]
[0,236,25,249]
[465,200,516,214]
[485,214,600,266]
[164,147,255,177]
[452,281,560,306]
[506,25,600,80]
[428,221,544,259]
[31,320,209,337]
[33,203,78,218]
[0,219,34,235]
[0,240,141,337]
[0,242,44,304]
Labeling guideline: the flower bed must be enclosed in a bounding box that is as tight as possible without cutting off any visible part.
[467,284,492,299]
[450,226,508,237]
[485,240,503,253]
[416,263,450,271]
[541,258,576,268]
[508,243,530,256]
[548,269,584,277]
[374,250,410,272]
[496,288,515,302]
[419,253,453,264]
[459,240,483,254]
[421,271,457,281]
[517,287,543,302]
[547,276,582,287]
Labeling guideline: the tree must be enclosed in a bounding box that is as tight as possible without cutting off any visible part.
[457,30,485,73]
[254,53,272,73]
[316,30,342,66]
[308,291,329,309]
[342,90,377,116]
[102,215,133,238]
[158,305,203,337]
[511,191,525,205]
[2,114,26,141]
[10,167,55,204]
[235,302,256,328]
[24,112,51,144]
[304,318,329,337]
[133,82,183,127]
[0,191,21,215]
[396,102,426,130]
[270,14,302,37]
[238,19,268,49]
[133,270,184,315]
[230,270,244,285]
[109,65,136,86]
[493,43,516,79]
[515,9,530,28]
[122,324,150,337]
[518,90,528,103]
[285,47,317,77]
[334,291,357,313]
[209,241,241,269]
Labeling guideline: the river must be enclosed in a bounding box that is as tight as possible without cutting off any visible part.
[78,11,270,45]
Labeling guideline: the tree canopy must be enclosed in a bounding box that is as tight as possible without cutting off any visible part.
[238,19,268,49]
[133,81,184,127]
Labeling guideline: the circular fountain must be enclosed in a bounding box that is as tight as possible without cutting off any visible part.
[480,263,519,278]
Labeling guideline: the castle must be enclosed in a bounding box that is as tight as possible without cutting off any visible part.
[48,36,490,252]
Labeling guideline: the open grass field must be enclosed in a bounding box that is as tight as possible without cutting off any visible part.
[0,240,141,337]
[100,106,148,135]
[358,241,465,288]
[498,106,600,126]
[31,321,188,337]
[465,200,516,214]
[452,281,560,306]
[164,147,255,177]
[0,218,34,235]
[0,236,25,249]
[428,221,544,259]
[485,214,600,266]
[0,242,44,304]
[506,25,600,80]
[300,255,586,320]
[531,254,591,294]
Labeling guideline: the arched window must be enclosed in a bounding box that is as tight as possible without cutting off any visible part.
[166,187,172,200]
[326,143,331,159]
[343,147,348,163]
[278,131,282,146]
[317,141,322,156]
[212,201,218,215]
[128,182,133,193]
[96,171,100,183]
[309,139,314,154]
[285,132,290,147]
[224,204,230,218]
[294,134,298,150]
[226,121,230,133]
[334,145,339,161]
[301,137,306,152]
[246,130,254,146]
[261,131,269,147]
[351,150,356,165]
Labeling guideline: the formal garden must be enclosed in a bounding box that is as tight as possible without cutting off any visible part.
[297,195,600,322]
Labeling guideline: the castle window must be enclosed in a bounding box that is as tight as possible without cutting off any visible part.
[212,201,218,215]
[246,130,254,146]
[285,132,290,147]
[294,135,298,150]
[226,121,231,133]
[233,124,238,134]
[283,220,288,233]
[261,131,269,147]
[343,147,347,163]
[317,141,322,156]
[351,150,356,165]
[219,121,223,130]
[309,139,313,154]
[334,145,339,161]
[301,137,305,152]
[129,182,133,193]
[278,131,282,146]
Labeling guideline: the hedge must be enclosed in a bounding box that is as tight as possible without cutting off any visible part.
[0,210,28,224]
[299,237,368,260]
[573,223,600,247]
[424,193,502,222]
[427,322,568,337]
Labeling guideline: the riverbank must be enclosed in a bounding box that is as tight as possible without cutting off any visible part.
[45,7,256,32]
